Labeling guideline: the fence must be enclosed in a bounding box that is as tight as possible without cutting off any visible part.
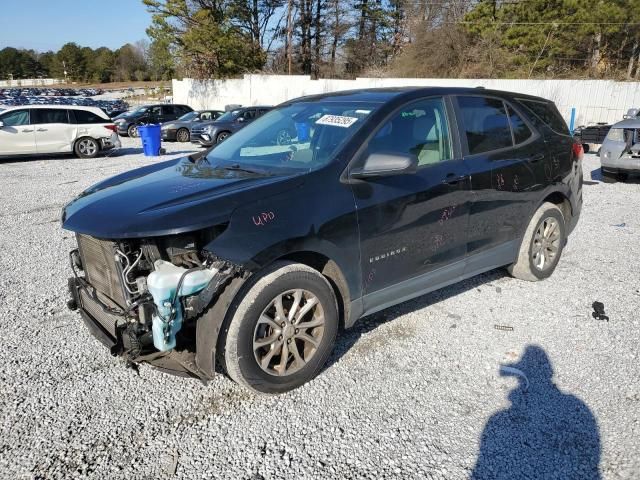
[173,74,640,127]
[0,78,63,88]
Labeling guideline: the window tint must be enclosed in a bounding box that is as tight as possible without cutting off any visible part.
[369,97,452,166]
[458,96,513,155]
[71,109,107,124]
[32,108,68,124]
[518,99,568,134]
[149,106,162,116]
[1,109,29,126]
[506,105,533,144]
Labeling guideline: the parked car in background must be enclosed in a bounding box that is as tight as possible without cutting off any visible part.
[0,105,120,158]
[113,104,193,137]
[600,118,640,182]
[190,106,271,146]
[63,87,582,393]
[573,123,611,153]
[161,110,224,142]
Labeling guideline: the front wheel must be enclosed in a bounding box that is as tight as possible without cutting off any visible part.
[176,128,190,142]
[74,137,100,159]
[216,131,230,144]
[222,261,338,394]
[508,202,566,281]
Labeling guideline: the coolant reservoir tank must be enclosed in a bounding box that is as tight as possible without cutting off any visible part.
[147,260,217,352]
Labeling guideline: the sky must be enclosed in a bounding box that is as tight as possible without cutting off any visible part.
[0,0,153,52]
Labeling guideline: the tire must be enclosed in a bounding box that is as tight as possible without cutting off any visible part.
[602,170,617,183]
[176,128,190,143]
[127,124,138,138]
[74,137,100,159]
[216,131,230,144]
[507,202,566,282]
[222,261,338,394]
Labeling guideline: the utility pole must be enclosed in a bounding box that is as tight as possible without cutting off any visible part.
[287,0,293,75]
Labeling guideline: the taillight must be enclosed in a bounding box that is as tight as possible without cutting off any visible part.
[572,142,584,161]
[104,124,117,132]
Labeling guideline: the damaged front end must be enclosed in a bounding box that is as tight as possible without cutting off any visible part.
[66,230,243,379]
[601,123,640,176]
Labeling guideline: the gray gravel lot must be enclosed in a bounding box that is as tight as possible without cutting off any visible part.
[1,139,639,479]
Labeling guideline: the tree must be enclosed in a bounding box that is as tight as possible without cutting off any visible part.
[144,0,268,78]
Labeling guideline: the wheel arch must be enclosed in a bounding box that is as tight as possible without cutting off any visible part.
[541,190,571,222]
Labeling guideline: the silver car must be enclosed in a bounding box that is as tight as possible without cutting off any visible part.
[600,118,640,182]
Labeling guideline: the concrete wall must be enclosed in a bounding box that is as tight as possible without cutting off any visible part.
[173,74,640,127]
[0,78,63,87]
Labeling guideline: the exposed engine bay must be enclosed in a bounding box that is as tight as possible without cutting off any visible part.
[66,229,242,377]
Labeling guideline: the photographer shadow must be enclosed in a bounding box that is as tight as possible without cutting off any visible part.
[471,345,601,479]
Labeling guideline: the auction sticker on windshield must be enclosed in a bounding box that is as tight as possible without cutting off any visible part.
[315,115,359,128]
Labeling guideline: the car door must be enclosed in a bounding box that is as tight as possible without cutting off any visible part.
[32,108,75,154]
[350,96,470,309]
[146,106,163,124]
[0,108,35,155]
[453,95,542,268]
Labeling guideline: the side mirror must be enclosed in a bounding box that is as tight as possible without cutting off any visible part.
[350,152,418,179]
[237,116,245,123]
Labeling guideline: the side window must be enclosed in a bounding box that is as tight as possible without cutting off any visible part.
[1,109,30,126]
[150,106,162,117]
[369,97,453,166]
[200,112,212,121]
[32,108,69,125]
[161,105,174,116]
[243,109,257,120]
[458,96,513,155]
[72,109,107,124]
[507,105,533,145]
[257,109,269,117]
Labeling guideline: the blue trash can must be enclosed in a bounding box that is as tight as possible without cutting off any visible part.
[138,124,162,156]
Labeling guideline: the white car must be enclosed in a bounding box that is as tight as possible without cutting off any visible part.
[0,105,121,159]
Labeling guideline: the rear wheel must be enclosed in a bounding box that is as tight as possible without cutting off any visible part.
[222,261,338,394]
[127,124,138,138]
[176,128,190,142]
[74,137,100,159]
[508,202,566,281]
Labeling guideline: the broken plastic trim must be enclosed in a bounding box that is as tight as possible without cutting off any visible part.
[183,260,244,321]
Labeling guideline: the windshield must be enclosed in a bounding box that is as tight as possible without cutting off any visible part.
[216,110,243,122]
[132,106,148,114]
[204,102,378,171]
[178,111,198,121]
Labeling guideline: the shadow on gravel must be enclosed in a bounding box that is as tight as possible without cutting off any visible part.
[590,167,640,184]
[471,345,601,480]
[325,269,507,371]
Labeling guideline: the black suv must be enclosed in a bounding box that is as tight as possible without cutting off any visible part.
[63,87,582,393]
[113,104,193,137]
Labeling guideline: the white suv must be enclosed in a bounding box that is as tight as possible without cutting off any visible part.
[0,105,121,158]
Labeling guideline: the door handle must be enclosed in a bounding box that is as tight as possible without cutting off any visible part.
[527,153,545,163]
[36,128,48,132]
[442,173,469,185]
[22,129,34,132]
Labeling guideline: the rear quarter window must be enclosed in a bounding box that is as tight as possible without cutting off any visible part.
[518,99,568,134]
[71,109,108,124]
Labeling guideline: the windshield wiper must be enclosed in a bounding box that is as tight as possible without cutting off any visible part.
[219,163,268,175]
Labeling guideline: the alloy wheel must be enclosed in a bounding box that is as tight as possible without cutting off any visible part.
[78,139,97,157]
[532,217,561,270]
[253,289,325,376]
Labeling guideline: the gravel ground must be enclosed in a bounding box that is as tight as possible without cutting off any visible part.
[0,141,639,479]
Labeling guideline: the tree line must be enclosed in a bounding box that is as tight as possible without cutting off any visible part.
[0,40,173,84]
[144,0,640,80]
[5,1,640,83]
